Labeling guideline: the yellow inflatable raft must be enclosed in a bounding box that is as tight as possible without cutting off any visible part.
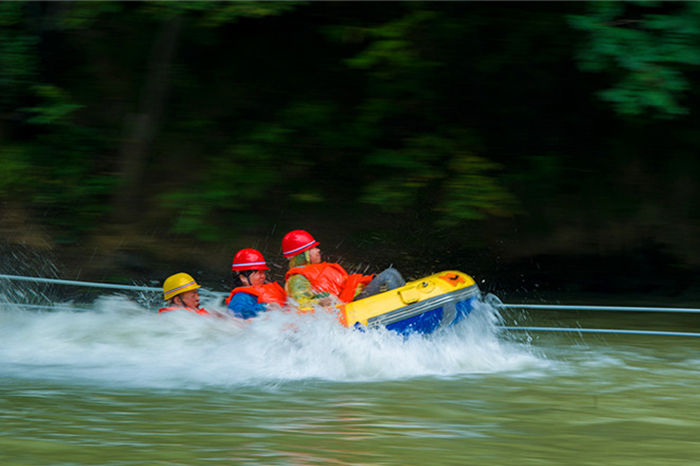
[338,270,480,335]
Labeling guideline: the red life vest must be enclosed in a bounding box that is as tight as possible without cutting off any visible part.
[224,282,287,306]
[285,262,373,304]
[158,306,210,316]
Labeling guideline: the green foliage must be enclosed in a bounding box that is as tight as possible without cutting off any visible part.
[438,154,515,224]
[344,6,440,108]
[570,1,700,117]
[140,1,301,26]
[22,85,84,125]
[0,145,33,196]
[0,2,113,238]
[161,136,283,240]
[0,3,38,107]
[28,125,116,237]
[346,8,440,76]
[53,2,124,30]
[197,1,301,25]
[4,0,700,264]
[361,133,515,224]
[333,5,516,226]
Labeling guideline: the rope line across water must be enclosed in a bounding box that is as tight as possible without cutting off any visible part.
[0,274,227,297]
[500,326,700,338]
[498,304,700,314]
[0,274,161,292]
[2,274,699,337]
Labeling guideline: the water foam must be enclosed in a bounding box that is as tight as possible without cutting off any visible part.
[0,294,543,389]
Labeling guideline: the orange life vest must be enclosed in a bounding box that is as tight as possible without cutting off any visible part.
[285,262,373,304]
[225,282,287,306]
[158,306,210,316]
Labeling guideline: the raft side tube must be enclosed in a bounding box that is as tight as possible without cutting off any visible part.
[368,287,480,328]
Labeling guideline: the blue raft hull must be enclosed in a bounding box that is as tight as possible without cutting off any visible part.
[339,271,480,336]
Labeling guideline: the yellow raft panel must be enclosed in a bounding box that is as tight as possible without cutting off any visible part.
[338,270,478,328]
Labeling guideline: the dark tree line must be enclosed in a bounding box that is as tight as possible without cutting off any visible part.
[2,2,700,290]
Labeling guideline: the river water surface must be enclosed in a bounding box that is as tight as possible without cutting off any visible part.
[1,292,699,465]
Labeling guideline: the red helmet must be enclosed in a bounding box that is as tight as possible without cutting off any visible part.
[231,248,269,271]
[282,230,319,258]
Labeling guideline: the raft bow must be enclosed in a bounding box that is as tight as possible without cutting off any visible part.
[338,270,480,335]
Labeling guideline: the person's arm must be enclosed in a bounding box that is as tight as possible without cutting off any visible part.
[227,292,266,319]
[287,274,331,308]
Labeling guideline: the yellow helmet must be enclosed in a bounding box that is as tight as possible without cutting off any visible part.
[163,273,201,301]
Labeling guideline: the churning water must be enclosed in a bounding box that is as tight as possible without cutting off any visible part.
[0,294,540,388]
[1,287,699,465]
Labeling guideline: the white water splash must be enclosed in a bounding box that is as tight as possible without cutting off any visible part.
[0,294,545,389]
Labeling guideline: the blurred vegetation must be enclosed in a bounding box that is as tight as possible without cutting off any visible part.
[3,1,700,283]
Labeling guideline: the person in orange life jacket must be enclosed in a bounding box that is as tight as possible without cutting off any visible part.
[225,248,286,319]
[158,273,210,315]
[282,230,405,308]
